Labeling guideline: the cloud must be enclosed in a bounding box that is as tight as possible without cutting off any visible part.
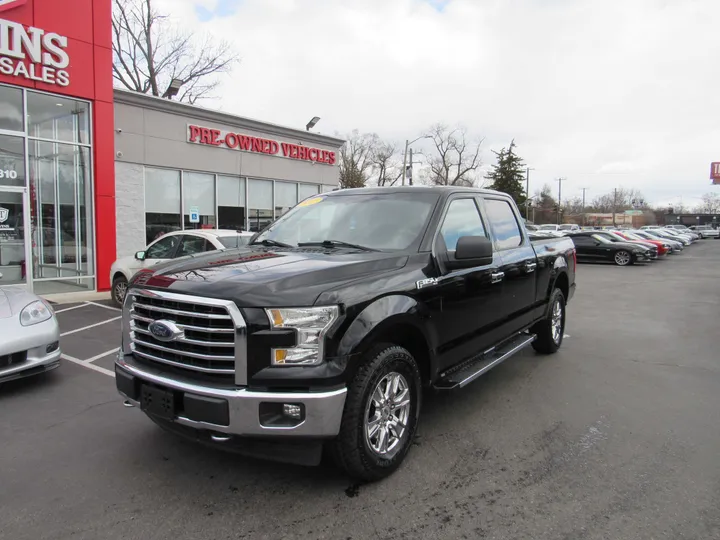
[156,0,720,205]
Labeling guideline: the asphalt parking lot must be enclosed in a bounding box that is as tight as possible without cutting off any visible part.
[2,241,720,540]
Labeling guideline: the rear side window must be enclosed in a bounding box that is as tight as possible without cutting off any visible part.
[439,198,486,251]
[484,199,523,250]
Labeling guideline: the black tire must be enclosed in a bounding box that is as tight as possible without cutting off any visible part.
[112,275,128,308]
[332,343,422,481]
[531,288,566,354]
[614,250,632,266]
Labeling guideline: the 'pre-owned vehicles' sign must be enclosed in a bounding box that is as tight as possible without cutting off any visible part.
[188,124,337,165]
[0,18,70,86]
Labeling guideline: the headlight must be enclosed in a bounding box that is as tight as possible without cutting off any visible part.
[20,300,53,326]
[266,306,339,366]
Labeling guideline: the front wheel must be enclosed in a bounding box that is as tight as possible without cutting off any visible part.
[332,344,421,481]
[531,288,566,354]
[614,250,632,266]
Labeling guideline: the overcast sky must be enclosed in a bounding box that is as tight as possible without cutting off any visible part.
[158,0,720,208]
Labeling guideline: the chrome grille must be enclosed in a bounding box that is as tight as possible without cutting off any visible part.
[125,290,247,384]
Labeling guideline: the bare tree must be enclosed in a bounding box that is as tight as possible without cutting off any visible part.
[588,187,647,213]
[422,124,483,187]
[693,192,720,214]
[369,142,403,187]
[112,0,239,103]
[338,130,380,189]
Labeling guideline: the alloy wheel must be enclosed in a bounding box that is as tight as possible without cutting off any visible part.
[614,251,631,266]
[551,299,563,344]
[114,281,128,304]
[364,372,411,458]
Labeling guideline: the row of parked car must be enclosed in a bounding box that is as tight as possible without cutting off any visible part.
[528,224,710,266]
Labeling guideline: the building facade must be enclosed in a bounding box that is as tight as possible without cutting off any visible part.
[0,0,343,295]
[0,0,114,294]
[113,90,344,260]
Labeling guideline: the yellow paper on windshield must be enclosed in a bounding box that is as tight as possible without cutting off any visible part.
[298,197,323,207]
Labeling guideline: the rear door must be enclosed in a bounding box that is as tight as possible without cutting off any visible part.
[481,197,538,336]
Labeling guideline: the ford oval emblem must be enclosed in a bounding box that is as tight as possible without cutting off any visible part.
[148,320,184,342]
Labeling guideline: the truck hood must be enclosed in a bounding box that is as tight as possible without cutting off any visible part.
[130,246,409,307]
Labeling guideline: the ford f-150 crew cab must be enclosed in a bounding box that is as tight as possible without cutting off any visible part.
[115,186,577,481]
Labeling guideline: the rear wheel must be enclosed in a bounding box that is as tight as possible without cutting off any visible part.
[531,288,566,354]
[112,276,128,307]
[614,250,632,266]
[332,344,421,481]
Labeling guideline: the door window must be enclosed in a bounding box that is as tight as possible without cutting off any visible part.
[146,235,180,259]
[176,235,213,257]
[484,199,523,250]
[439,198,486,251]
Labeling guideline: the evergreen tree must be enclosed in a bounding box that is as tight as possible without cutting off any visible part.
[485,140,527,209]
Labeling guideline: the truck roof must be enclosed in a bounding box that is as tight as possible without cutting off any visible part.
[324,186,510,197]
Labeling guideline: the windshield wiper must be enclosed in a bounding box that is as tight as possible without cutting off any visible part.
[250,239,294,248]
[297,240,378,252]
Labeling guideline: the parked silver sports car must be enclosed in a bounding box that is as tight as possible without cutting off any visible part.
[0,275,61,383]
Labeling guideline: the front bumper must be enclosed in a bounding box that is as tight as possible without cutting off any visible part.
[0,318,61,383]
[115,353,347,438]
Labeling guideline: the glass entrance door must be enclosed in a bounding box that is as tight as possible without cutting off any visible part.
[0,189,27,285]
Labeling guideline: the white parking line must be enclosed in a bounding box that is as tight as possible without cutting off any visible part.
[60,317,122,337]
[61,354,115,377]
[85,348,120,364]
[87,301,122,312]
[54,303,90,314]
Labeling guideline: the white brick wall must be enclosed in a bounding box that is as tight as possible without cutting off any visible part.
[115,162,146,259]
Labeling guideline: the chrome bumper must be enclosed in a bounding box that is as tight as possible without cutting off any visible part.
[116,354,347,438]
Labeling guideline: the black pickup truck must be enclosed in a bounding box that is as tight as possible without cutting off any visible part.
[116,187,577,481]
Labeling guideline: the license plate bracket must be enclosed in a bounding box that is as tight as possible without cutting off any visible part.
[140,384,176,421]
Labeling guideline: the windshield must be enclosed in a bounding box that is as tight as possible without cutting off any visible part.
[604,232,627,241]
[592,234,611,244]
[558,224,575,230]
[623,232,644,241]
[253,192,439,251]
[540,224,557,230]
[218,235,252,248]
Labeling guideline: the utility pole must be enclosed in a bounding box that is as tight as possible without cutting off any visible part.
[556,177,565,224]
[612,187,617,227]
[525,168,533,221]
[401,139,409,186]
[408,148,413,186]
[581,187,589,226]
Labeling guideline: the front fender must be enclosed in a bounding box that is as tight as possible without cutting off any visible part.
[336,295,435,357]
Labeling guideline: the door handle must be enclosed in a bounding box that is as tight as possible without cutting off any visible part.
[491,272,504,283]
[525,262,537,273]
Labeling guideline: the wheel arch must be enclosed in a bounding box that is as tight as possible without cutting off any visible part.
[336,295,438,386]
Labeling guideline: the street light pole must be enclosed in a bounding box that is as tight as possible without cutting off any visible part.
[401,135,431,186]
[525,168,534,221]
[556,177,565,224]
[581,187,589,226]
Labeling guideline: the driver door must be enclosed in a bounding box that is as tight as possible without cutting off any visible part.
[430,197,504,372]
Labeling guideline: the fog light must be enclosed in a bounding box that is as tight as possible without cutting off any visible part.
[46,341,59,353]
[283,404,302,419]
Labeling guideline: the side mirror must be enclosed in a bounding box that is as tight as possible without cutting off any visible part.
[135,251,147,261]
[448,236,493,269]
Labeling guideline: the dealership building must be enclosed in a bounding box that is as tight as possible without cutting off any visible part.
[0,0,343,296]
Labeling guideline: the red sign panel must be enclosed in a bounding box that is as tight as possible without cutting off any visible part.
[188,124,337,165]
[711,162,720,184]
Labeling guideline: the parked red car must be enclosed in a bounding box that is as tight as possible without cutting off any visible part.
[613,231,670,255]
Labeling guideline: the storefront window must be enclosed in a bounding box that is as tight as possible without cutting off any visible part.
[0,135,25,188]
[183,172,216,230]
[298,183,320,202]
[0,86,24,132]
[145,167,181,244]
[217,175,245,231]
[27,92,90,144]
[275,181,297,217]
[248,178,273,232]
[0,190,25,285]
[28,141,94,287]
